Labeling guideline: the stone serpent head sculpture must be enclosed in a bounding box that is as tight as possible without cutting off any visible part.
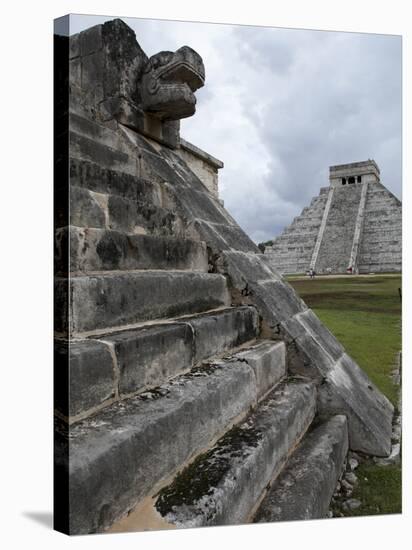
[140,46,205,121]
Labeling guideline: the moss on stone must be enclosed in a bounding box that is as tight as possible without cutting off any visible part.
[155,423,263,517]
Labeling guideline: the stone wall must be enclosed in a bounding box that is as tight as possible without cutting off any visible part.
[176,138,223,198]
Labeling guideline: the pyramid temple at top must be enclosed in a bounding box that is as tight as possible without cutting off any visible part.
[264,160,402,275]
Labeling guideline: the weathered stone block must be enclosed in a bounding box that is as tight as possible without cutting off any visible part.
[81,50,105,94]
[62,227,208,272]
[176,187,234,226]
[102,323,193,395]
[140,147,185,185]
[59,271,230,334]
[189,220,259,253]
[105,195,183,237]
[107,194,140,233]
[254,415,348,522]
[69,157,159,203]
[100,97,145,133]
[236,340,286,398]
[79,24,102,56]
[296,309,345,362]
[279,314,337,378]
[70,132,136,175]
[317,354,394,456]
[220,251,281,286]
[154,380,316,528]
[54,339,115,417]
[69,186,106,228]
[250,279,307,324]
[70,112,121,151]
[186,306,259,363]
[102,20,148,97]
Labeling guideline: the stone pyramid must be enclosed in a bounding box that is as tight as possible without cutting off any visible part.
[264,160,402,274]
[54,19,394,535]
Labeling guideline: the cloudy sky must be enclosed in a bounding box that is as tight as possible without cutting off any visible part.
[67,14,402,243]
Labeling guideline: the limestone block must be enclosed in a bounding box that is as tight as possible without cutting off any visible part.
[79,24,102,56]
[317,354,393,456]
[176,139,222,198]
[61,227,208,273]
[107,194,145,233]
[278,314,337,378]
[249,279,307,323]
[54,339,115,418]
[154,380,316,528]
[176,187,234,226]
[69,187,107,229]
[220,250,282,286]
[190,219,258,253]
[235,340,286,398]
[254,415,348,522]
[70,131,136,175]
[81,51,104,93]
[57,271,231,335]
[103,323,194,395]
[186,306,259,363]
[296,309,345,362]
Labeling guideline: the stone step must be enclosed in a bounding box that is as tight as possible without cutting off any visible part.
[69,126,138,176]
[70,112,138,158]
[56,345,290,534]
[69,158,161,205]
[358,263,401,273]
[219,340,286,400]
[55,227,209,273]
[359,252,402,263]
[145,380,316,529]
[358,242,401,253]
[55,184,183,237]
[364,206,402,215]
[253,415,348,523]
[55,271,231,335]
[363,218,402,227]
[54,306,260,419]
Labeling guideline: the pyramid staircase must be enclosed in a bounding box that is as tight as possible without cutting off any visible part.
[264,189,329,274]
[357,183,402,273]
[264,175,402,275]
[54,115,350,534]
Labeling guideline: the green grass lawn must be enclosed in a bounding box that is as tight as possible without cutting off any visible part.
[286,274,402,516]
[287,274,401,404]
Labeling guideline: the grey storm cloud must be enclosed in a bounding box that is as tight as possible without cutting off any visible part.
[69,15,402,244]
